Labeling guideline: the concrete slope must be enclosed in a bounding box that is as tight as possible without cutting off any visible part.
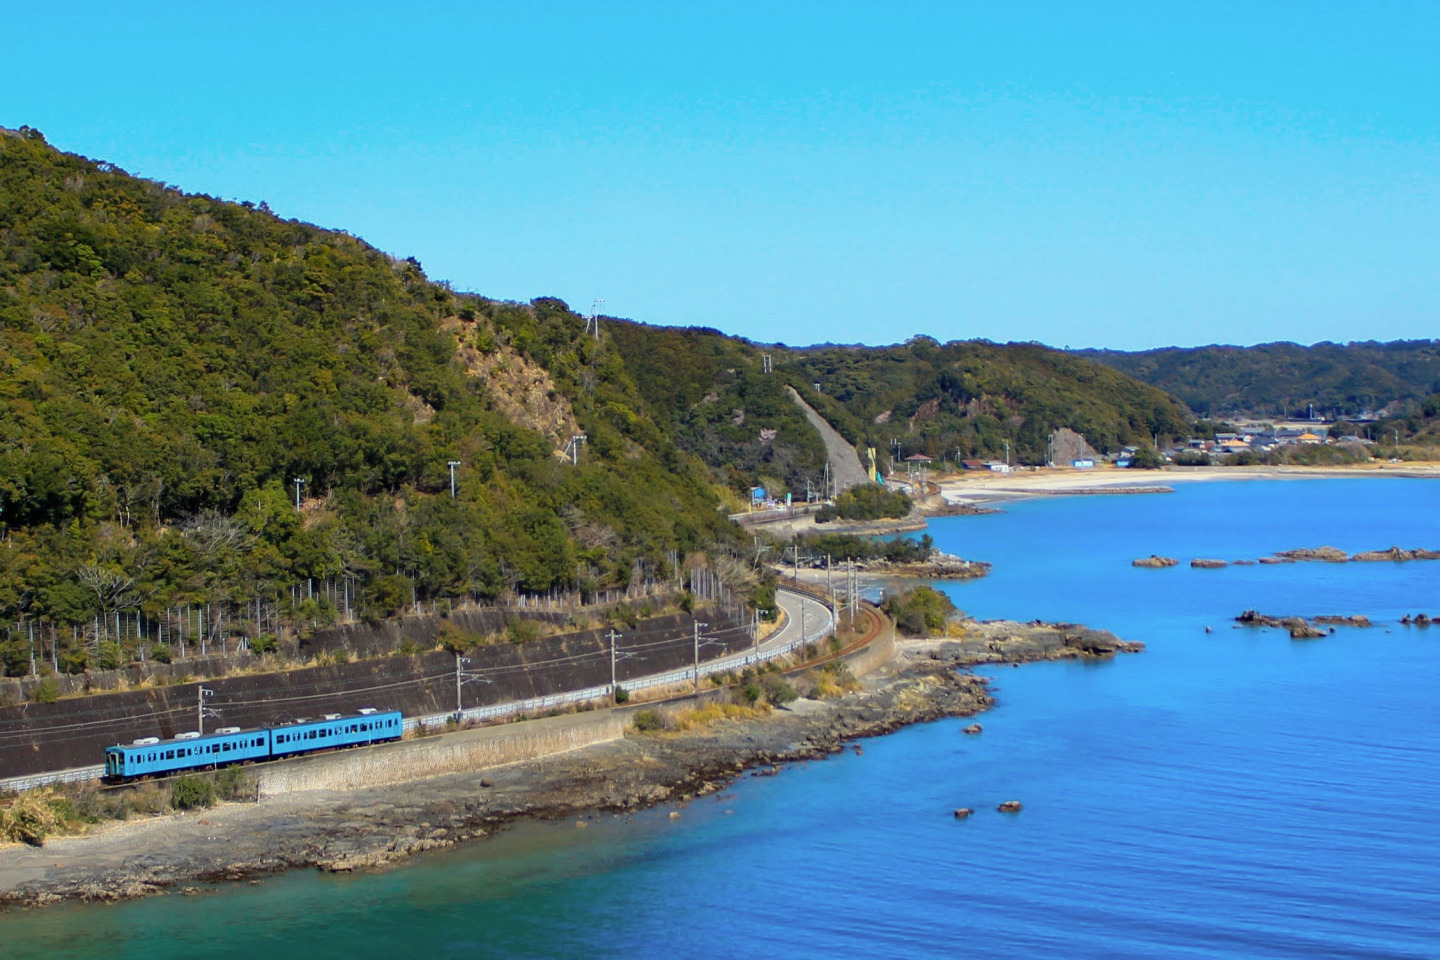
[785,386,871,494]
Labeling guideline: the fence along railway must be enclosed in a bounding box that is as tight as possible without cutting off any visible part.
[0,590,836,794]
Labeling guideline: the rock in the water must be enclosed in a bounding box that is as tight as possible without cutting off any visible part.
[1313,615,1373,627]
[1275,546,1349,563]
[962,723,983,735]
[1351,546,1440,562]
[1190,558,1228,569]
[1132,555,1179,569]
[997,800,1023,813]
[953,808,974,819]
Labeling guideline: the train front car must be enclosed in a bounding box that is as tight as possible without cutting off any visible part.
[269,709,404,759]
[104,727,272,781]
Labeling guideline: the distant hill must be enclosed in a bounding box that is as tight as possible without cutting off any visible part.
[1078,341,1440,418]
[608,324,1194,480]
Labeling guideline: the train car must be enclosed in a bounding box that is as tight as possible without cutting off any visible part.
[268,709,403,758]
[104,726,271,780]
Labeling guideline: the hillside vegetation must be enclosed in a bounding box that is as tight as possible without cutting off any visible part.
[0,126,1219,677]
[610,324,1193,489]
[0,127,735,674]
[1080,341,1440,419]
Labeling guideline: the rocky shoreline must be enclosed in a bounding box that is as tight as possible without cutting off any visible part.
[852,551,992,581]
[0,618,1141,910]
[1133,544,1440,570]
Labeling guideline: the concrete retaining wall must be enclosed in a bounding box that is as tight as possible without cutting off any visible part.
[256,710,626,796]
[0,610,747,778]
[840,617,896,677]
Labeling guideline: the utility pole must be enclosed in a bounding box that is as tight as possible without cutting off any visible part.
[197,686,214,736]
[455,655,467,715]
[565,434,587,465]
[447,460,461,498]
[606,629,623,702]
[293,477,305,511]
[693,621,708,693]
[587,298,606,342]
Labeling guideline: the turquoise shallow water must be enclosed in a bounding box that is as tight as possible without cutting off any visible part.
[4,477,1439,959]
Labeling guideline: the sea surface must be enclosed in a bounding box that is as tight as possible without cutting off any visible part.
[4,476,1439,959]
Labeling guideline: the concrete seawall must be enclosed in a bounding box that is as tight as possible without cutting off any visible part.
[256,711,626,797]
[841,621,896,677]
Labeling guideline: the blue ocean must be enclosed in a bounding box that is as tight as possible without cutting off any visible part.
[5,477,1439,959]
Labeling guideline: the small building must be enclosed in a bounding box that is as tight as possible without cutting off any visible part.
[1071,458,1095,469]
[961,459,987,471]
[985,461,1011,474]
[1296,432,1323,444]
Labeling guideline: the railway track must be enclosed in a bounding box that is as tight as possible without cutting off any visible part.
[2,590,846,795]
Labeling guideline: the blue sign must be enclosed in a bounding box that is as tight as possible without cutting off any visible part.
[751,486,766,502]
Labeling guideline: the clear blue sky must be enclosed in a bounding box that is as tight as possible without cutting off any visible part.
[5,2,1438,350]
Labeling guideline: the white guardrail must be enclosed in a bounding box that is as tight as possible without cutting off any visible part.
[1,593,835,793]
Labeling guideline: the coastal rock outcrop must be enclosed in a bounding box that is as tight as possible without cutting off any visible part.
[1275,546,1349,563]
[1350,547,1440,563]
[934,621,1143,665]
[1236,610,1370,638]
[873,552,993,580]
[1132,555,1179,569]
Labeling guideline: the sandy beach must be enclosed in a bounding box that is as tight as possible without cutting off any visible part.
[936,462,1440,506]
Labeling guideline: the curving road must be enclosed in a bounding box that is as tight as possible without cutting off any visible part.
[767,588,836,655]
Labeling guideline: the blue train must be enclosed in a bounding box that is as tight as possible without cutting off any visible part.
[103,708,404,781]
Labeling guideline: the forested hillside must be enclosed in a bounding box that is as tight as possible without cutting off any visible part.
[0,127,735,674]
[610,324,1193,484]
[1080,341,1440,418]
[0,126,1209,677]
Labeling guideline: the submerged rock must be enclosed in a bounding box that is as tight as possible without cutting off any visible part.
[962,723,983,735]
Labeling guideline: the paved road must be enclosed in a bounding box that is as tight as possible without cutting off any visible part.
[768,588,835,653]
